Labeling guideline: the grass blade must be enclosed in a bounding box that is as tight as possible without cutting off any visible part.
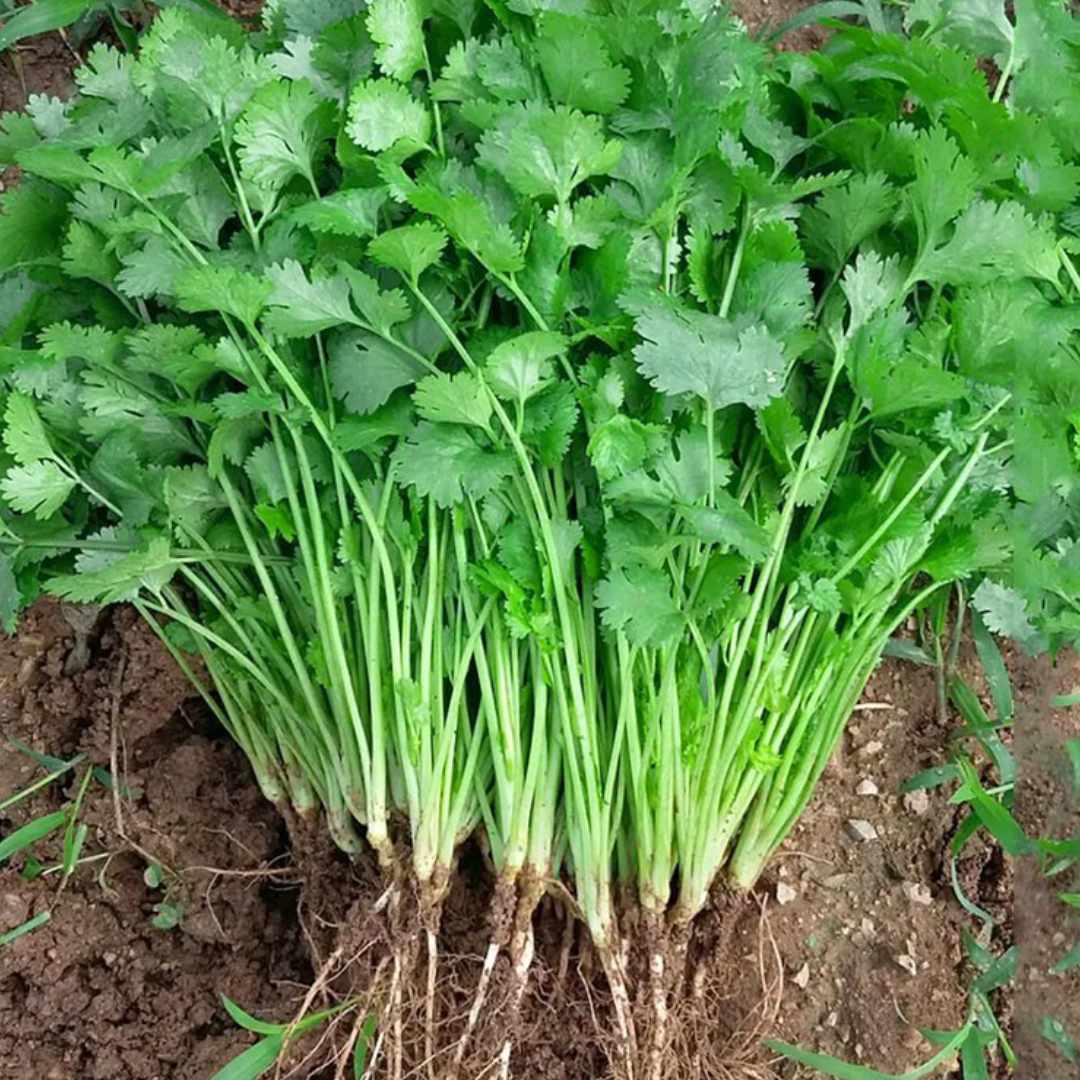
[761,1,868,42]
[0,809,69,864]
[209,1034,285,1080]
[221,995,288,1036]
[0,909,50,947]
[766,1019,970,1078]
[1067,739,1080,795]
[900,764,958,792]
[971,612,1013,724]
[353,1016,376,1077]
[1041,1017,1078,1064]
[1051,942,1080,975]
[0,0,100,50]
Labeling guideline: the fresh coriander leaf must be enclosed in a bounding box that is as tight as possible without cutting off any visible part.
[485,331,565,405]
[347,78,432,155]
[535,14,631,115]
[413,372,491,429]
[234,80,333,192]
[263,259,359,337]
[289,187,388,237]
[328,329,428,414]
[477,102,623,205]
[338,266,412,333]
[175,265,273,326]
[3,393,55,465]
[595,563,684,646]
[973,579,1045,653]
[366,0,425,82]
[394,422,513,506]
[801,172,894,271]
[369,222,447,282]
[1,461,75,520]
[623,292,785,412]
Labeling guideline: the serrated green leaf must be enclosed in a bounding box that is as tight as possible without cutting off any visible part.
[369,222,446,282]
[235,79,333,191]
[328,329,427,414]
[367,0,425,82]
[347,78,430,154]
[535,14,630,116]
[264,259,359,337]
[624,293,785,413]
[414,371,491,429]
[1,461,76,520]
[394,423,513,506]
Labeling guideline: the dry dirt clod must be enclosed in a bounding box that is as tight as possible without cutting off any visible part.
[856,778,880,796]
[859,740,885,756]
[845,819,879,842]
[776,882,798,905]
[903,789,930,816]
[792,962,810,988]
[903,882,932,906]
[895,955,918,976]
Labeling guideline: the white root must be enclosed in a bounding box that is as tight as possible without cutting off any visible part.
[391,950,403,1080]
[425,929,438,1080]
[450,940,501,1077]
[496,923,536,1080]
[600,945,638,1080]
[648,949,667,1080]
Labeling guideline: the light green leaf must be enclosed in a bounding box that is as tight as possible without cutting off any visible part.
[477,102,622,205]
[1,461,76,520]
[347,79,431,155]
[369,222,447,283]
[485,331,565,405]
[596,563,684,646]
[264,259,359,337]
[176,265,273,326]
[414,372,491,429]
[394,423,513,506]
[535,14,630,115]
[329,329,428,414]
[289,187,388,237]
[624,293,785,413]
[367,0,425,82]
[3,393,54,465]
[234,79,333,191]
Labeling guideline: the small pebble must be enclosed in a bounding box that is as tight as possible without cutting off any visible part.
[776,882,798,905]
[856,778,880,796]
[845,818,879,842]
[793,962,810,988]
[1,893,29,929]
[903,789,930,816]
[859,740,885,756]
[895,954,918,976]
[826,1011,839,1027]
[904,882,932,905]
[861,917,875,935]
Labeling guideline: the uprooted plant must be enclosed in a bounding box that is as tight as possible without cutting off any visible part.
[0,0,1077,1075]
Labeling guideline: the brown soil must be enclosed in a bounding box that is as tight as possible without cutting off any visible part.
[0,602,313,1079]
[1012,655,1080,1079]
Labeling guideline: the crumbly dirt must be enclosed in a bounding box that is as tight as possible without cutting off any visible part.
[1012,653,1080,1078]
[0,602,312,1080]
